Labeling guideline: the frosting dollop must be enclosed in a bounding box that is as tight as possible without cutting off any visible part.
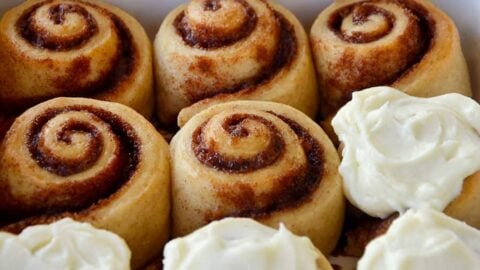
[358,208,480,270]
[0,218,131,270]
[163,217,323,270]
[332,86,480,218]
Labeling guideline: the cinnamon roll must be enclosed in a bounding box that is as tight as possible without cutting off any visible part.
[310,0,471,120]
[154,0,318,127]
[0,98,170,268]
[0,218,131,269]
[170,101,345,255]
[0,0,154,132]
[331,86,480,256]
[164,218,334,270]
[358,209,480,270]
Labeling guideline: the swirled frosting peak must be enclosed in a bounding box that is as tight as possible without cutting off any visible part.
[163,218,324,270]
[358,208,480,270]
[0,218,131,270]
[332,86,480,218]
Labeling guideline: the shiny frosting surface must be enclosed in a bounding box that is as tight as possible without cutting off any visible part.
[163,217,322,270]
[358,208,480,270]
[0,218,131,270]
[333,87,480,218]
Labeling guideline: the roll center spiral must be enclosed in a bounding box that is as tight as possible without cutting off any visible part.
[29,110,107,177]
[1,0,140,115]
[197,111,326,220]
[187,0,245,30]
[17,1,99,51]
[175,0,257,48]
[4,105,142,215]
[203,0,222,11]
[192,113,285,173]
[315,0,434,117]
[329,2,395,43]
[49,4,83,25]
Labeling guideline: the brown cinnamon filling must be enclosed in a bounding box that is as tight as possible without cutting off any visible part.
[16,1,98,51]
[328,3,395,43]
[0,105,140,227]
[5,1,137,115]
[204,0,222,11]
[333,206,399,257]
[392,0,436,80]
[185,12,297,103]
[60,9,137,96]
[202,113,324,220]
[192,114,285,173]
[174,0,257,49]
[330,0,434,78]
[320,0,435,117]
[31,120,103,177]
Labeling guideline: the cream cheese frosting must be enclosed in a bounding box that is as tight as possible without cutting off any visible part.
[358,208,480,270]
[163,217,325,270]
[0,218,131,270]
[332,86,480,218]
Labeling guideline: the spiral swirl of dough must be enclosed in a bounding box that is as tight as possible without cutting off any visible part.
[0,98,170,268]
[310,0,471,118]
[170,101,345,255]
[0,0,153,118]
[154,0,318,126]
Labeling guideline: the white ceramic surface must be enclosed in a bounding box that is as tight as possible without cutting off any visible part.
[0,0,478,96]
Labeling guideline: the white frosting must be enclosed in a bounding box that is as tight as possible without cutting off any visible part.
[332,86,480,218]
[0,218,131,270]
[358,208,480,270]
[163,217,323,270]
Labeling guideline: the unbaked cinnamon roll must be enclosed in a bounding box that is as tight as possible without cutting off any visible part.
[0,98,170,269]
[170,100,345,255]
[310,0,471,120]
[154,0,318,127]
[0,0,153,134]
